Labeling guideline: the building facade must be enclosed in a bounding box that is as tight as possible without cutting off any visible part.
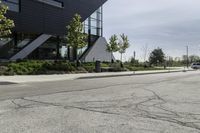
[0,0,114,62]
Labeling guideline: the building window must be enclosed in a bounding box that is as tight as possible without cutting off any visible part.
[37,0,64,8]
[83,7,103,37]
[2,0,20,12]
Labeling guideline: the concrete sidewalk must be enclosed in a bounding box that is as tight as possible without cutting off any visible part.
[0,68,193,83]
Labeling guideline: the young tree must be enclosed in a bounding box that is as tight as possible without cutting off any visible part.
[149,48,165,66]
[118,33,130,63]
[189,55,200,63]
[141,43,150,63]
[106,34,119,62]
[66,14,87,64]
[182,55,188,65]
[130,57,139,66]
[0,1,15,37]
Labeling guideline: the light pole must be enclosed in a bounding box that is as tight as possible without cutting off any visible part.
[133,51,136,73]
[198,45,200,62]
[186,45,189,68]
[133,51,136,61]
[168,56,171,72]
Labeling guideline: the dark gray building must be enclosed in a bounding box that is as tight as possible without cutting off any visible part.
[0,0,114,62]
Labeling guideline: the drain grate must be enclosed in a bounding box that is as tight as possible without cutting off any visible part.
[0,82,17,85]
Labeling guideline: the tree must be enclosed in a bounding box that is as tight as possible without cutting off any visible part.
[118,33,130,63]
[141,44,149,63]
[189,55,200,63]
[130,56,139,66]
[106,34,119,62]
[182,55,188,65]
[0,1,15,37]
[165,56,174,67]
[66,14,87,64]
[149,48,165,66]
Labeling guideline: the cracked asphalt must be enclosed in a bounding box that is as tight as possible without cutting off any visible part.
[0,71,200,133]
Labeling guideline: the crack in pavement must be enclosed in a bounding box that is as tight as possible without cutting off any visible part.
[64,105,122,116]
[132,88,200,131]
[2,72,200,132]
[9,89,200,132]
[2,72,196,102]
[21,98,61,107]
[11,100,32,109]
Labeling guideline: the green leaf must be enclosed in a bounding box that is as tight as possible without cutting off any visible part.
[0,0,15,37]
[66,14,87,49]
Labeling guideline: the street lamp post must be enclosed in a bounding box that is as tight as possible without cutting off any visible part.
[186,45,189,69]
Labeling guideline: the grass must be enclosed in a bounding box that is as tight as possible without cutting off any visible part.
[125,66,165,71]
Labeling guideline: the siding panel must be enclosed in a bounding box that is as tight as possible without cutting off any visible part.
[6,0,107,35]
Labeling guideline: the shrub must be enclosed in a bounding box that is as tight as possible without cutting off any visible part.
[76,67,87,73]
[81,62,95,73]
[82,66,94,73]
[82,62,95,66]
[124,65,164,71]
[0,60,166,75]
[0,66,8,75]
[2,60,76,75]
[43,61,75,72]
[101,63,109,67]
[109,63,127,72]
[6,60,45,75]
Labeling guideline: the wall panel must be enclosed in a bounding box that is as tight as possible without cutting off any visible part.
[6,0,107,35]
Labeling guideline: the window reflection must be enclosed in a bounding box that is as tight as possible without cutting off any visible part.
[2,0,20,12]
[83,7,103,37]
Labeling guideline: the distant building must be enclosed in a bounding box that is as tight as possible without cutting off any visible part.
[0,0,114,62]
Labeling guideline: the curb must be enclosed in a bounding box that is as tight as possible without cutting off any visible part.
[77,70,194,79]
[0,69,195,84]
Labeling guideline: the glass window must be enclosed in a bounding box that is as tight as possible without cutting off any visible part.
[90,12,97,19]
[84,25,89,34]
[91,20,97,27]
[83,7,103,37]
[2,0,19,12]
[91,27,97,35]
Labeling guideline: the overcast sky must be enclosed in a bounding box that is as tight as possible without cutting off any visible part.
[103,0,200,61]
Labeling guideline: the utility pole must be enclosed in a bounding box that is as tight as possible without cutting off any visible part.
[199,45,200,62]
[133,51,136,61]
[133,51,136,66]
[186,45,189,68]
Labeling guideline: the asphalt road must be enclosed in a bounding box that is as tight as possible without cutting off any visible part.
[0,71,200,133]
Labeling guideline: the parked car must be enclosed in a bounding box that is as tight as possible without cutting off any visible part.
[191,63,200,69]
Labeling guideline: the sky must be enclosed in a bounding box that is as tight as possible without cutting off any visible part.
[103,0,200,61]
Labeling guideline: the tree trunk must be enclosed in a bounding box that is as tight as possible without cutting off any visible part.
[67,46,71,61]
[56,36,60,60]
[76,48,80,67]
[73,47,77,61]
[120,53,123,68]
[111,52,112,63]
[73,47,80,67]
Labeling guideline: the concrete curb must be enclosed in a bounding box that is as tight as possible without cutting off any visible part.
[77,69,194,79]
[0,69,195,83]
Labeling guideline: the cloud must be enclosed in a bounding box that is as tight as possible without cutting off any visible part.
[103,0,200,60]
